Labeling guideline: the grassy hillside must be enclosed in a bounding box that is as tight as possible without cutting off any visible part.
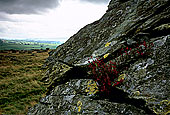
[0,50,50,114]
[0,39,62,50]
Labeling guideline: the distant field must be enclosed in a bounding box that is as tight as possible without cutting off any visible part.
[0,50,50,114]
[0,39,62,50]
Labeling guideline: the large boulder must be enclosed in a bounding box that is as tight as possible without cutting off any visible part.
[28,0,170,114]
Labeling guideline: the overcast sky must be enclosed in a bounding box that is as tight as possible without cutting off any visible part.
[0,0,110,41]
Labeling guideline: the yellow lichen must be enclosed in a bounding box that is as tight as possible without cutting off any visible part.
[153,100,170,115]
[135,28,141,33]
[77,101,82,112]
[87,80,92,84]
[105,42,111,47]
[154,23,170,31]
[85,80,99,95]
[104,53,110,59]
[133,91,140,96]
[118,74,126,81]
[78,106,81,112]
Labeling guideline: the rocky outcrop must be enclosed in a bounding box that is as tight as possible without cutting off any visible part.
[28,0,170,114]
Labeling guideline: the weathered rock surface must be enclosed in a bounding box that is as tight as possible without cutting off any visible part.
[28,0,170,114]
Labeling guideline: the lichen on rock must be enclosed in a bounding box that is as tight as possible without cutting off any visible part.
[28,0,170,114]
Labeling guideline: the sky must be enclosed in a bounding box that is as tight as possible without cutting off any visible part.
[0,0,110,41]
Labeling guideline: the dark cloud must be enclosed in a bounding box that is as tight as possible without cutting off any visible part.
[0,0,110,15]
[80,0,110,4]
[0,0,61,14]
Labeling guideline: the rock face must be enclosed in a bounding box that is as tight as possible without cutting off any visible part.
[28,0,170,114]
